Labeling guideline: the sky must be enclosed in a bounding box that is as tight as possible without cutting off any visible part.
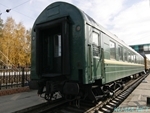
[0,0,150,57]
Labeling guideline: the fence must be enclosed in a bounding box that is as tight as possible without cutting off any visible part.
[0,68,30,90]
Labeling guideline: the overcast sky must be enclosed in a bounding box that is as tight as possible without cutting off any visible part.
[0,0,150,57]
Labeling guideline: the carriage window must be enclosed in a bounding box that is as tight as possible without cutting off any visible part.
[137,56,139,64]
[92,32,99,56]
[110,41,116,59]
[92,32,99,46]
[128,51,131,62]
[54,35,61,57]
[135,55,137,63]
[133,54,136,63]
[124,49,127,61]
[131,53,135,63]
[118,45,123,60]
[131,53,133,63]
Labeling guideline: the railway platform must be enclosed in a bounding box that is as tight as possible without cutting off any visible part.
[0,90,46,113]
[114,74,150,113]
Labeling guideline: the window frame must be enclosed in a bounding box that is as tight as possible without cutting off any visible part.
[110,40,116,60]
[92,31,100,57]
[118,45,123,61]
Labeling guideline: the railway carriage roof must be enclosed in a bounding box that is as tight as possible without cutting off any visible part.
[34,1,143,58]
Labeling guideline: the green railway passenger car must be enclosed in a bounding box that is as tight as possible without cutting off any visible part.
[30,2,145,102]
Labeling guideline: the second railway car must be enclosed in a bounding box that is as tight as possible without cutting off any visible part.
[144,56,150,72]
[30,2,145,102]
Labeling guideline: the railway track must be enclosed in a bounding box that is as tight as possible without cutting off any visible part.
[13,73,149,113]
[86,73,149,113]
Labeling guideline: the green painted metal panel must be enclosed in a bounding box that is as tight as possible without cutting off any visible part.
[93,58,101,79]
[104,62,144,83]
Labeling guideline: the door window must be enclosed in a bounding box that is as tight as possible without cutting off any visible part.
[54,35,61,57]
[92,32,99,46]
[92,32,99,57]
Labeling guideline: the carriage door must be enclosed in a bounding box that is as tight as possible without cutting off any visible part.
[89,31,101,81]
[36,18,70,76]
[51,19,70,75]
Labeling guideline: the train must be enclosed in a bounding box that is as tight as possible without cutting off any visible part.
[144,56,150,72]
[29,2,150,103]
